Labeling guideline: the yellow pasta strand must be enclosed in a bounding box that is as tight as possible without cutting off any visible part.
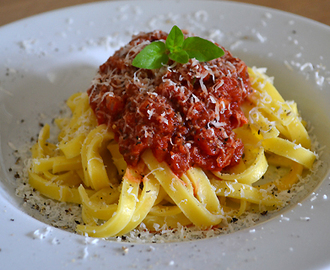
[257,161,304,192]
[81,207,98,226]
[58,93,97,158]
[142,150,223,228]
[29,171,94,204]
[149,204,182,217]
[275,162,304,191]
[210,180,283,207]
[248,67,311,148]
[107,141,127,177]
[58,133,87,159]
[117,174,160,235]
[248,108,280,139]
[248,67,284,102]
[31,155,82,174]
[186,167,221,213]
[81,124,115,190]
[237,200,248,217]
[285,117,311,149]
[78,185,118,221]
[234,124,263,146]
[153,186,168,206]
[35,124,50,158]
[143,212,192,231]
[76,167,140,237]
[262,137,316,169]
[212,146,268,185]
[43,170,82,187]
[32,124,57,159]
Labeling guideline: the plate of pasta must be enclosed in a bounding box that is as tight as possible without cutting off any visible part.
[1,1,330,269]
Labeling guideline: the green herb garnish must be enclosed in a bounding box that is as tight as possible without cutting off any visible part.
[132,25,224,69]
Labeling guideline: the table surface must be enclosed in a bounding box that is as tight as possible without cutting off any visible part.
[1,0,330,27]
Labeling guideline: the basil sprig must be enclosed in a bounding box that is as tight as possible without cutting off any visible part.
[132,25,224,69]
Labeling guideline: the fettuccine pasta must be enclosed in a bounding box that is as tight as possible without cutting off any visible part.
[27,30,317,239]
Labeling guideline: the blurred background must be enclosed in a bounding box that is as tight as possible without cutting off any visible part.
[1,0,329,27]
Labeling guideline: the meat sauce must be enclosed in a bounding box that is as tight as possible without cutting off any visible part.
[88,30,252,176]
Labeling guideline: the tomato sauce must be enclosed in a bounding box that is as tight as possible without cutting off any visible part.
[88,30,252,176]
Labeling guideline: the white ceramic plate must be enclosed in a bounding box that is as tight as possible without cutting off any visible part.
[1,1,330,269]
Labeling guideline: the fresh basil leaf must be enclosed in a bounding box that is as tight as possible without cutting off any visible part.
[132,41,168,69]
[132,26,225,70]
[169,50,189,64]
[182,37,224,62]
[166,25,184,52]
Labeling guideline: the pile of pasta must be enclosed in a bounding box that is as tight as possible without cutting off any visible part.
[28,67,317,238]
